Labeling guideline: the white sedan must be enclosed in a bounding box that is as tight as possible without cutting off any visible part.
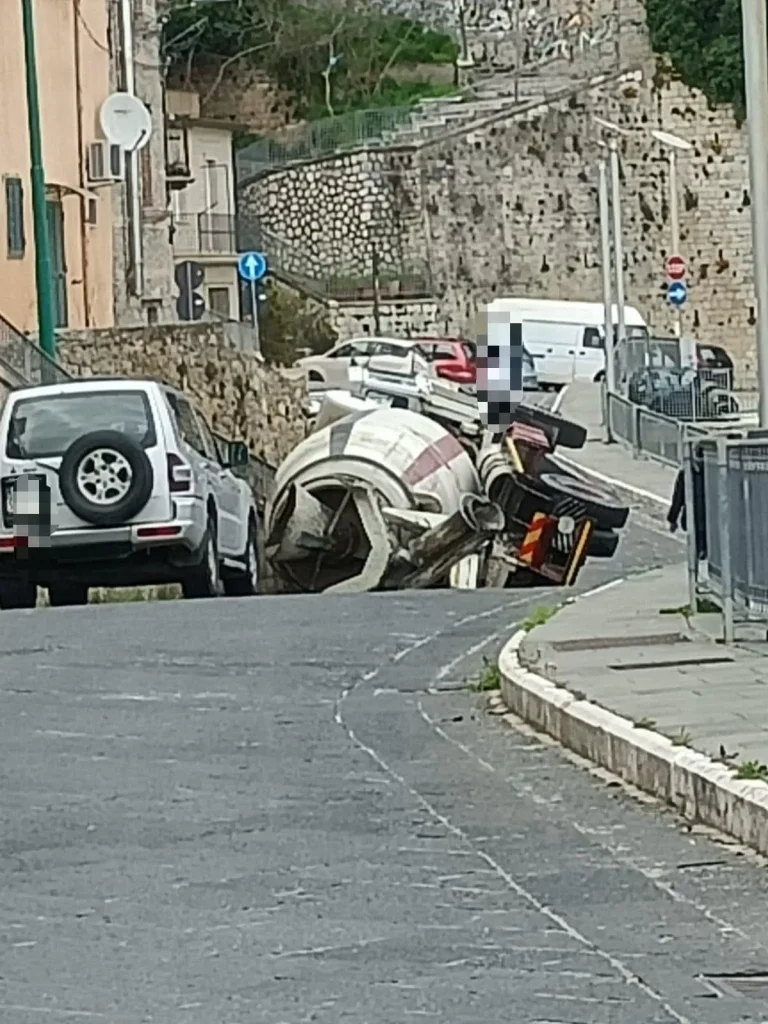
[295,337,425,390]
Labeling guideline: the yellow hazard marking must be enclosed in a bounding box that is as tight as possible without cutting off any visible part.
[519,512,548,564]
[505,435,525,474]
[564,519,593,585]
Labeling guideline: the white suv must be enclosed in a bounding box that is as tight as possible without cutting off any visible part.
[0,377,260,608]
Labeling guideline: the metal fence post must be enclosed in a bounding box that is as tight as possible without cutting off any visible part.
[716,436,734,643]
[631,404,641,457]
[682,435,698,612]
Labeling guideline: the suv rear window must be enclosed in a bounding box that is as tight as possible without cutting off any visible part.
[6,390,156,459]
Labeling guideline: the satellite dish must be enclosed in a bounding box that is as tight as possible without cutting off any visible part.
[100,93,153,151]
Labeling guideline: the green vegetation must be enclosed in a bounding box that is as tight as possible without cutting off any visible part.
[646,0,745,119]
[469,657,502,693]
[633,716,658,730]
[734,759,768,781]
[522,604,560,631]
[259,280,337,365]
[163,0,459,121]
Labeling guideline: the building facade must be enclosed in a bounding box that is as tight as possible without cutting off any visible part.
[167,89,241,322]
[0,0,115,335]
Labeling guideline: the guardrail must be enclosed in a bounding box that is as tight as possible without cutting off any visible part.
[606,391,709,466]
[683,432,768,642]
[0,312,71,386]
[236,106,415,181]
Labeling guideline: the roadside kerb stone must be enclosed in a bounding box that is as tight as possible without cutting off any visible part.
[498,601,768,858]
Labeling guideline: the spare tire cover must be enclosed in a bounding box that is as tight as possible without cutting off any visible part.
[538,472,629,530]
[59,429,154,527]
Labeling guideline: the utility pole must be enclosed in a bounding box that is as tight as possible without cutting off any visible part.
[21,0,57,360]
[608,138,626,382]
[741,0,768,427]
[371,240,382,336]
[598,156,615,440]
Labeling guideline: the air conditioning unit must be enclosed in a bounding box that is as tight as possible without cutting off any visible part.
[87,140,125,183]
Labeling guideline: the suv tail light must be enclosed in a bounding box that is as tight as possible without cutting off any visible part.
[166,453,192,492]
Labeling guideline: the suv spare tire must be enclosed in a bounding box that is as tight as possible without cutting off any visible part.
[538,472,629,530]
[59,430,153,527]
[513,405,587,450]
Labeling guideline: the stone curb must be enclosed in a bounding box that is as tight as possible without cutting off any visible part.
[498,629,768,858]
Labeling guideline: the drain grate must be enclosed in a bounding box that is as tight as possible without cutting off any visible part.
[700,973,768,998]
[610,655,734,671]
[550,632,690,652]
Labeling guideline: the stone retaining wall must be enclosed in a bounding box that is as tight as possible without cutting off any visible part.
[59,323,309,468]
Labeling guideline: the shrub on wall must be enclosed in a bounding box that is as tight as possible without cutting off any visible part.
[259,281,336,365]
[645,0,745,119]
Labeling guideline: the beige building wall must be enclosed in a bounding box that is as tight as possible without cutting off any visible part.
[0,0,114,334]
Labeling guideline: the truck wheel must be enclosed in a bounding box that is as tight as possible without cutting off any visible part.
[513,405,587,450]
[539,472,629,530]
[0,579,37,609]
[48,582,89,607]
[587,528,620,558]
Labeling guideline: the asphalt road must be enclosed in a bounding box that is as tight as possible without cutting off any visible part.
[2,516,768,1023]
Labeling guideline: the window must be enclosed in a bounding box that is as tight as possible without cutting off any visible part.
[5,177,25,258]
[7,391,155,459]
[332,344,352,358]
[140,146,153,206]
[194,409,220,461]
[166,391,206,456]
[208,287,231,319]
[582,328,603,349]
[348,340,377,358]
[421,343,458,360]
[373,342,409,357]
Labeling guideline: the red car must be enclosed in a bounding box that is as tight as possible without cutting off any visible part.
[415,337,476,384]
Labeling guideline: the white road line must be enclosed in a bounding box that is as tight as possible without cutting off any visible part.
[333,600,693,1024]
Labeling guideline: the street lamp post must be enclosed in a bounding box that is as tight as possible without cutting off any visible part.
[21,0,57,361]
[594,117,630,388]
[597,154,615,440]
[651,128,693,354]
[741,0,768,427]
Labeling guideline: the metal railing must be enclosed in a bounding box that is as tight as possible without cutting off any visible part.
[683,433,768,641]
[606,391,709,467]
[236,107,415,180]
[172,212,237,256]
[0,312,71,386]
[237,219,433,301]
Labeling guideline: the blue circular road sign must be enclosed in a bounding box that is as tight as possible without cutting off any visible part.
[667,280,687,307]
[238,251,268,282]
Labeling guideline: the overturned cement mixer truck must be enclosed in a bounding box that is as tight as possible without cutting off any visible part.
[263,386,630,594]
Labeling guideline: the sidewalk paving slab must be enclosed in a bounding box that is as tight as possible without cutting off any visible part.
[498,565,768,857]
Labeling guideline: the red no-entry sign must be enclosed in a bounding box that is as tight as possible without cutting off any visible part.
[666,255,686,280]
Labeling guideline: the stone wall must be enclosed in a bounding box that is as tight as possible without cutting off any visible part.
[330,299,441,338]
[414,67,758,384]
[239,150,426,279]
[167,66,295,134]
[59,323,309,467]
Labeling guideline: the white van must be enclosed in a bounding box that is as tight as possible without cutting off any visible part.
[487,298,649,389]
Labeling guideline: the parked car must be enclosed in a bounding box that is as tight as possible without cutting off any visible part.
[0,377,260,608]
[295,337,424,390]
[522,346,539,390]
[415,337,477,384]
[695,343,734,390]
[628,366,739,420]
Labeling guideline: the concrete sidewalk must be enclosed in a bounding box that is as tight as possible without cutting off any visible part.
[556,381,677,505]
[498,565,768,856]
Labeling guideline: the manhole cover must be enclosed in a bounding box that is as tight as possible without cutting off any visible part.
[550,632,689,652]
[610,655,734,671]
[700,973,768,998]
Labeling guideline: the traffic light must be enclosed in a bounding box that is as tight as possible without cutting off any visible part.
[175,260,205,321]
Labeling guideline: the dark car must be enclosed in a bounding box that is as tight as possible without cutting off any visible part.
[695,343,734,390]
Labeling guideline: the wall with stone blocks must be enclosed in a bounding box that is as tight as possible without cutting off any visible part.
[415,68,759,384]
[330,299,441,338]
[239,151,425,277]
[59,324,309,468]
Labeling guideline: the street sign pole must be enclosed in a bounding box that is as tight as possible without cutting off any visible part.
[598,157,615,442]
[237,251,267,356]
[21,0,57,363]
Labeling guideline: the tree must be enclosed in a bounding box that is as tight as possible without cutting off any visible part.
[258,281,337,365]
[646,0,745,118]
[162,0,459,118]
